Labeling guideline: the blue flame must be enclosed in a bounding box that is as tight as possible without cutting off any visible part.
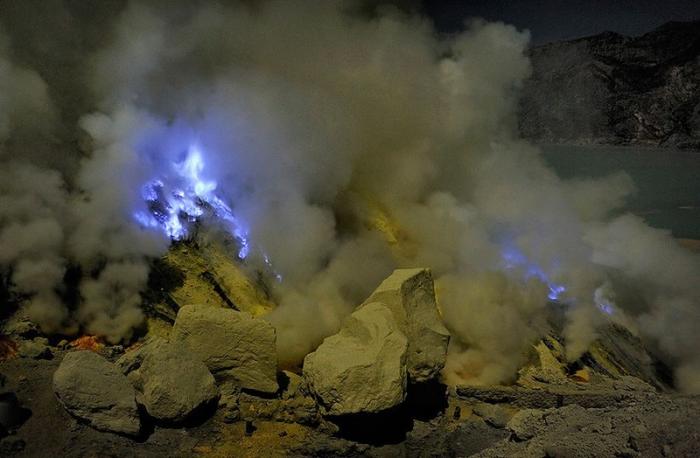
[176,145,217,197]
[593,284,615,315]
[500,244,567,301]
[501,242,616,316]
[133,143,250,258]
[597,302,614,315]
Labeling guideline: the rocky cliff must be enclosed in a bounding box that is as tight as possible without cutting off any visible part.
[520,21,700,149]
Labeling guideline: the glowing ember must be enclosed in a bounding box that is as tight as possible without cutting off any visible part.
[0,335,18,361]
[69,335,105,352]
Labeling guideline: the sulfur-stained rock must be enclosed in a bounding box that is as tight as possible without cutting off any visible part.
[517,338,569,388]
[362,268,449,383]
[170,304,278,393]
[1,315,39,338]
[18,337,52,360]
[53,351,140,436]
[303,302,408,415]
[161,243,230,311]
[199,242,276,316]
[117,337,219,423]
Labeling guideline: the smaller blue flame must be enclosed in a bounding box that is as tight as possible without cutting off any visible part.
[597,302,614,315]
[593,284,615,315]
[263,253,283,282]
[501,244,567,301]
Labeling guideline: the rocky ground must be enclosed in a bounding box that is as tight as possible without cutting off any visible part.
[2,351,699,457]
[1,241,699,457]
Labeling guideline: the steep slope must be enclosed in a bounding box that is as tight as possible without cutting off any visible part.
[520,21,700,148]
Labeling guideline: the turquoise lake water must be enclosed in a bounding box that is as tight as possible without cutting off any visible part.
[541,145,700,239]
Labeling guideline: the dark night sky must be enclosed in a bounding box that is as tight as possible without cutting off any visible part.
[381,0,700,44]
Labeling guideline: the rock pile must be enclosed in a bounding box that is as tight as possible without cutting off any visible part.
[51,303,280,432]
[49,267,450,435]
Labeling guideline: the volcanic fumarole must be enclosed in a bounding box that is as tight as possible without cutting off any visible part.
[0,0,699,393]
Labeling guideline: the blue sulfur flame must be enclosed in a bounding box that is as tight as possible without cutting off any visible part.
[133,144,250,259]
[501,243,615,316]
[500,244,567,301]
[594,284,615,315]
[598,302,614,315]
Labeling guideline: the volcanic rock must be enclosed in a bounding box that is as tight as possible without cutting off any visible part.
[303,302,408,415]
[116,337,219,423]
[493,404,642,457]
[198,241,276,316]
[170,304,278,393]
[53,351,140,436]
[472,403,511,428]
[587,323,668,389]
[233,371,320,425]
[516,338,569,388]
[18,337,52,360]
[1,315,39,338]
[160,242,275,318]
[520,21,700,148]
[506,408,547,441]
[362,268,449,383]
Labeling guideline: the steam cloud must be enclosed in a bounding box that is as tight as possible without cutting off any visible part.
[0,1,698,392]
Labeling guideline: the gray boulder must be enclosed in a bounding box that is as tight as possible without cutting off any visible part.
[362,268,449,382]
[303,302,408,415]
[53,351,140,436]
[170,304,278,393]
[116,337,219,423]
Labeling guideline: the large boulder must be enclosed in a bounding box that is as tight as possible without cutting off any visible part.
[170,304,278,393]
[53,351,140,436]
[116,337,219,423]
[362,268,449,382]
[303,302,408,415]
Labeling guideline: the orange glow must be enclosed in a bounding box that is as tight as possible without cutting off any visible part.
[69,335,105,352]
[0,335,18,361]
[571,368,591,383]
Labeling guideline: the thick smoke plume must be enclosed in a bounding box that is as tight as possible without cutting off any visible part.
[0,1,699,392]
[0,29,70,333]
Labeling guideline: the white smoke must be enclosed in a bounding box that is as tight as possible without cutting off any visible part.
[1,1,699,392]
[0,30,71,333]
